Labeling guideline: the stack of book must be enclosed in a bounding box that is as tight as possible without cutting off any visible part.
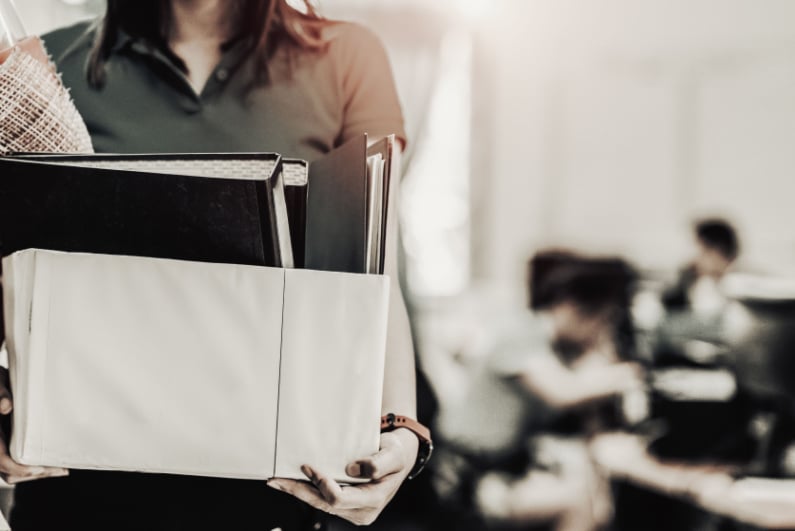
[0,134,397,481]
[1,133,396,274]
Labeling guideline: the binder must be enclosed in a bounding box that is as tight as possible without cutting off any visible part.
[283,158,308,269]
[0,153,293,267]
[304,135,368,273]
[4,136,396,275]
[304,134,395,274]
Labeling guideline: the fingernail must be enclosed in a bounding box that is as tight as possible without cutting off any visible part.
[346,463,361,477]
[267,480,283,491]
[300,465,314,479]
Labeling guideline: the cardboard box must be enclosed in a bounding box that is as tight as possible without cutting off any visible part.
[3,249,389,482]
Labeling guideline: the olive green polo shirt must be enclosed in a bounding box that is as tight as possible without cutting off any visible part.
[42,20,406,160]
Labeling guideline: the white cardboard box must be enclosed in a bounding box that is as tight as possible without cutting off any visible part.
[2,249,389,482]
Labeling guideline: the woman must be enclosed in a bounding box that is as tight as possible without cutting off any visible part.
[0,1,421,529]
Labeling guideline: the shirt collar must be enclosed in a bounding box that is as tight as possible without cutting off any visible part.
[109,28,253,56]
[109,28,136,54]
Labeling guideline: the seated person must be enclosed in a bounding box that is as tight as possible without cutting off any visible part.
[662,218,739,316]
[442,251,643,531]
[520,251,643,426]
[656,218,741,366]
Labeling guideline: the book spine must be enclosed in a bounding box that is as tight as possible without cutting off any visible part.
[284,184,307,269]
[257,159,284,268]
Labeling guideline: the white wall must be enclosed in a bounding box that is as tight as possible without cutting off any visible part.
[14,0,98,35]
[474,0,795,301]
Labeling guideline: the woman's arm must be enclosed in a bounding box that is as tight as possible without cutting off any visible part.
[268,145,421,525]
[378,146,417,417]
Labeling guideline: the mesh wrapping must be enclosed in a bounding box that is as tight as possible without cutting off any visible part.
[0,47,93,154]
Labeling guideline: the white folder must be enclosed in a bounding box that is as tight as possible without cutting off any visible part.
[2,249,389,482]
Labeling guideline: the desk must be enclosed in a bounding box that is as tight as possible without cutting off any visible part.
[592,432,795,529]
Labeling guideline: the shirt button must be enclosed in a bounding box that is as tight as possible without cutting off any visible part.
[216,68,229,81]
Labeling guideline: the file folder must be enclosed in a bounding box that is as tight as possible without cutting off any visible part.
[304,134,395,274]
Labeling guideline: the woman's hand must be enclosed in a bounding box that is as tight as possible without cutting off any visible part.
[267,428,419,526]
[0,367,68,484]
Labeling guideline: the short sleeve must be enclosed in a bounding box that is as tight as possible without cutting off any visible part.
[328,23,407,149]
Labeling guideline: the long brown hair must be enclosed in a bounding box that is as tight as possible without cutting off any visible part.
[87,0,327,87]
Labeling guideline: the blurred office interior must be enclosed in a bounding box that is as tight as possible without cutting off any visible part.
[15,1,795,529]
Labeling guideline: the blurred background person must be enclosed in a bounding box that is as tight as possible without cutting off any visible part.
[435,252,642,531]
[652,218,741,369]
[663,218,740,317]
[520,252,642,426]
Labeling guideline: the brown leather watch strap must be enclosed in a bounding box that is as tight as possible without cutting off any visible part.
[380,413,433,480]
[380,413,431,443]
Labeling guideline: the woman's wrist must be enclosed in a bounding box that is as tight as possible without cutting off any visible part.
[392,427,421,473]
[380,413,434,479]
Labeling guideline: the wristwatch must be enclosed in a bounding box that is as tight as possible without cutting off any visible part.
[380,413,433,480]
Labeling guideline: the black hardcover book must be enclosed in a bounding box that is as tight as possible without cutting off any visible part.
[0,153,292,267]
